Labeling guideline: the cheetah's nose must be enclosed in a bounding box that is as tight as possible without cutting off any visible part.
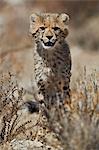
[46,36,53,40]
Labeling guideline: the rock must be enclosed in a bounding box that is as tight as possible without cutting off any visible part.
[10,139,58,150]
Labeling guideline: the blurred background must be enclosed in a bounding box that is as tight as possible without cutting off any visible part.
[0,0,99,89]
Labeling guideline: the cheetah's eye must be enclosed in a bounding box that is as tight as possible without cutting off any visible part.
[40,27,45,30]
[53,27,60,31]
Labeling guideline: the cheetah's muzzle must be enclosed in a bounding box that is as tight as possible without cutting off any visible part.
[43,41,56,47]
[41,39,56,48]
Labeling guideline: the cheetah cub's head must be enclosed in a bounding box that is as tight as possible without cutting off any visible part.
[30,13,69,49]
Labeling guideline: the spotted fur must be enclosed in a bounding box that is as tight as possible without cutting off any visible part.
[30,13,72,108]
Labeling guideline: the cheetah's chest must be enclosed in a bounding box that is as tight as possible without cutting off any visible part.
[34,50,66,84]
[34,56,53,83]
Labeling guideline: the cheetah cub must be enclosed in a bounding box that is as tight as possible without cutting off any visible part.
[30,13,72,107]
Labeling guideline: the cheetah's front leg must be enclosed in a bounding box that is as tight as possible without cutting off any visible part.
[57,79,71,109]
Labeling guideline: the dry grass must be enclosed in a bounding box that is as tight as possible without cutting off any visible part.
[0,73,33,144]
[0,69,99,149]
[46,67,99,150]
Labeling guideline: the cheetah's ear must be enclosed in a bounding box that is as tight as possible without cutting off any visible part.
[59,13,70,25]
[30,13,37,23]
[29,13,39,35]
